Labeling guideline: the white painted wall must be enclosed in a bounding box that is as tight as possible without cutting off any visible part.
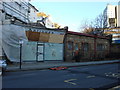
[117,2,120,27]
[0,11,2,57]
[103,5,116,27]
[29,5,38,23]
[107,5,116,18]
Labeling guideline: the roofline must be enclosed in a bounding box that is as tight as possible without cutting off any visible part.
[29,3,39,12]
[11,21,66,33]
[67,31,110,39]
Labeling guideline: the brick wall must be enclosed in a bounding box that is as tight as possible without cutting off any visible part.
[64,33,110,62]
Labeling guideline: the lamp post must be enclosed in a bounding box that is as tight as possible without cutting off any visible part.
[19,39,24,69]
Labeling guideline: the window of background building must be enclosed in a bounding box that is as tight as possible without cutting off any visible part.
[97,44,104,51]
[67,41,73,50]
[82,43,89,51]
[75,43,79,51]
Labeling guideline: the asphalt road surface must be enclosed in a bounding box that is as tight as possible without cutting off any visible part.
[2,63,120,89]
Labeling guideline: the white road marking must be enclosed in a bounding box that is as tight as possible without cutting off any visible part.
[105,72,120,78]
[86,75,96,78]
[108,85,120,90]
[64,79,77,85]
[20,73,37,77]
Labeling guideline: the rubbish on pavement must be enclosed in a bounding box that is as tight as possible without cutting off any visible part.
[49,66,68,70]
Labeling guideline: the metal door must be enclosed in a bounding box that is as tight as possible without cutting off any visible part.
[37,44,44,61]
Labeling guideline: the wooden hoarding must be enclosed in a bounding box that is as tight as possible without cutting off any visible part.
[26,31,65,43]
[26,31,40,41]
[49,34,64,43]
[39,32,50,42]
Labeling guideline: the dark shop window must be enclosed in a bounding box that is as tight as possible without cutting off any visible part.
[97,44,104,51]
[82,43,89,51]
[67,41,73,50]
[75,43,79,50]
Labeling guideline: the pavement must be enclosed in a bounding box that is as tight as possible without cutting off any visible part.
[6,59,120,72]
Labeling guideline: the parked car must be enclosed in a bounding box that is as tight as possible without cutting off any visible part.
[0,60,7,75]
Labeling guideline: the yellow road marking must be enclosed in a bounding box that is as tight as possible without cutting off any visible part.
[64,79,77,85]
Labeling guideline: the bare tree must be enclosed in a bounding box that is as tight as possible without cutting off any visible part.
[80,19,89,31]
[80,19,95,33]
[80,12,107,34]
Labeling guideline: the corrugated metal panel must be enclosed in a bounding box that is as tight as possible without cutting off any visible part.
[22,42,37,61]
[44,43,63,61]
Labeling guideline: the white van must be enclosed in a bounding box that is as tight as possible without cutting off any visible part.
[0,60,7,75]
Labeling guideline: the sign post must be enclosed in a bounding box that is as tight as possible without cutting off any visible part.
[19,39,24,69]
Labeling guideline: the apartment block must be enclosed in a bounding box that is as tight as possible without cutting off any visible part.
[103,4,117,28]
[117,1,120,27]
[103,2,120,44]
[1,0,30,23]
[103,2,120,28]
[28,3,39,23]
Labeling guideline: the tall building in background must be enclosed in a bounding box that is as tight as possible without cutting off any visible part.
[103,2,120,28]
[117,1,120,27]
[103,2,120,43]
[0,0,30,23]
[103,4,117,28]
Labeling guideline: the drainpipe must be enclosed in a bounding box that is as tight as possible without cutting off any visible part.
[94,35,97,60]
[63,27,68,62]
[108,35,112,57]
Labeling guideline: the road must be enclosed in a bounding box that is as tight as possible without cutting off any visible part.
[2,63,120,89]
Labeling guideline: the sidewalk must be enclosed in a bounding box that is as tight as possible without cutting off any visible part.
[6,60,120,72]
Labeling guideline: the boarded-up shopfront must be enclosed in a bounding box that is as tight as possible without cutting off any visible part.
[64,31,111,62]
[2,20,66,62]
[23,27,66,62]
[22,42,64,62]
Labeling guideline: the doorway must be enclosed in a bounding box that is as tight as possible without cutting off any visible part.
[37,43,44,61]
